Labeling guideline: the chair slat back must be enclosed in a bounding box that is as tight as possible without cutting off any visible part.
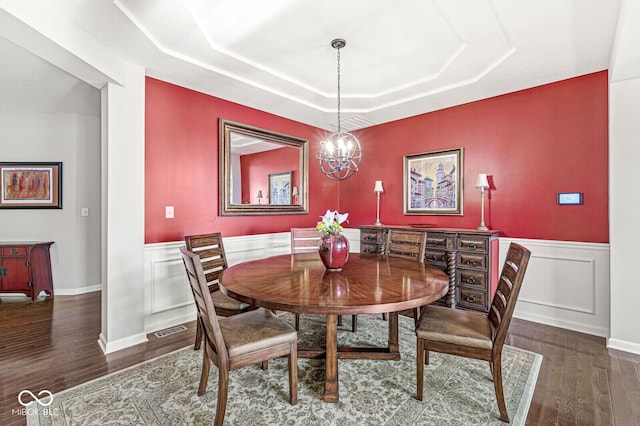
[180,246,228,363]
[489,243,531,350]
[386,229,426,263]
[185,233,228,292]
[291,228,321,254]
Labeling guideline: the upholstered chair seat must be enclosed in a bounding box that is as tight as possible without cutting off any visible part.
[416,306,493,350]
[219,309,298,357]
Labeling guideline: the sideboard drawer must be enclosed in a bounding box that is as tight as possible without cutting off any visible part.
[457,252,487,270]
[361,230,381,243]
[457,287,488,311]
[2,246,27,257]
[361,242,380,255]
[457,269,488,289]
[425,233,448,250]
[457,236,489,253]
[424,250,447,266]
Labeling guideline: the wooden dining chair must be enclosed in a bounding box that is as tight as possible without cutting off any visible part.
[180,247,298,426]
[290,228,357,331]
[386,229,427,324]
[184,232,254,350]
[415,243,531,423]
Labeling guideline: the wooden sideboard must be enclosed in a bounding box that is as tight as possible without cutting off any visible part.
[360,226,500,313]
[0,241,54,301]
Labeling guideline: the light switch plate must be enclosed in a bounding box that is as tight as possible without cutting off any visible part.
[81,207,90,217]
[165,206,174,218]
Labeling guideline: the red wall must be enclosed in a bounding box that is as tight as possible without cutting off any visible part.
[145,78,339,243]
[146,71,608,244]
[341,71,609,243]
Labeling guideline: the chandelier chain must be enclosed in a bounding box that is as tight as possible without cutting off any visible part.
[336,46,341,133]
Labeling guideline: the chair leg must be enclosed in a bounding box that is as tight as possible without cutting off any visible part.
[351,315,358,332]
[214,367,229,426]
[491,355,509,423]
[194,318,203,350]
[198,346,210,396]
[413,307,420,326]
[295,313,300,331]
[261,360,268,370]
[338,315,343,326]
[382,312,387,321]
[289,341,298,405]
[416,337,425,400]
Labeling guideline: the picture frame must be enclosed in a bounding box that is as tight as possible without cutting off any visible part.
[0,162,62,209]
[403,148,463,215]
[269,171,292,205]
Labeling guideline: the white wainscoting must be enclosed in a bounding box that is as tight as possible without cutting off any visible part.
[500,238,610,337]
[143,229,361,333]
[143,232,292,333]
[144,232,611,338]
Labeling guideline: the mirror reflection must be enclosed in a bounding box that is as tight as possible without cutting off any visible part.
[220,119,308,216]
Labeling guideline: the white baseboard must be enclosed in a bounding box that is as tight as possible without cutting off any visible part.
[55,285,102,295]
[514,310,608,337]
[607,338,640,356]
[98,332,148,355]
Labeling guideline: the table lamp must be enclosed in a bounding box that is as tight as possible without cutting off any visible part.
[374,180,384,226]
[257,190,263,204]
[475,174,489,230]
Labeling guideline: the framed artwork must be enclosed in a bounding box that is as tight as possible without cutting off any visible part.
[403,148,463,215]
[0,162,62,209]
[269,171,292,205]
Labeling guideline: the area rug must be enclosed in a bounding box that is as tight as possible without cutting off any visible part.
[28,314,541,425]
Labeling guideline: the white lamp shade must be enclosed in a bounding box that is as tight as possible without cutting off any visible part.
[475,173,489,189]
[292,186,299,196]
[373,180,384,193]
[257,190,263,198]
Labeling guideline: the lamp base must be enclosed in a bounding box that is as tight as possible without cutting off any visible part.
[477,225,489,231]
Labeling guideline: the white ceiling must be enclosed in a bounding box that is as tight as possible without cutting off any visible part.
[0,0,623,130]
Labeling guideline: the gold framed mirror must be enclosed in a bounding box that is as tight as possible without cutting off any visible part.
[219,119,309,215]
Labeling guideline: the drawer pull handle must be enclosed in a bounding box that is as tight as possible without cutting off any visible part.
[466,276,476,284]
[466,295,476,303]
[431,255,439,261]
[466,259,476,266]
[0,266,7,277]
[469,243,477,250]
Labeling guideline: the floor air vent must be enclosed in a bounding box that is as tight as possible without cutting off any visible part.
[153,325,188,339]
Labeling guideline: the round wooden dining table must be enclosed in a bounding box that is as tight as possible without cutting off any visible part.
[219,252,449,403]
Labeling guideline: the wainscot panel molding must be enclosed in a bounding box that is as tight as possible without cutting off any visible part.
[143,232,291,333]
[499,238,610,337]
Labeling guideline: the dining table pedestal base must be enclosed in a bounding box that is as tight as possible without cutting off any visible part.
[296,313,401,402]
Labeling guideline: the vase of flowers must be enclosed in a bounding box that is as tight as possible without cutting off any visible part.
[316,209,350,271]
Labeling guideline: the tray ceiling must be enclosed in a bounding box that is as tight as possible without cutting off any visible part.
[0,0,622,130]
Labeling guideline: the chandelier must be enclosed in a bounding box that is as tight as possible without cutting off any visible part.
[317,39,362,180]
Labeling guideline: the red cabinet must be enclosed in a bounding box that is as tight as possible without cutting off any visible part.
[0,242,54,300]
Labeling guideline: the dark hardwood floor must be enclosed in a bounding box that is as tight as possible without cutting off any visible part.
[1,292,639,425]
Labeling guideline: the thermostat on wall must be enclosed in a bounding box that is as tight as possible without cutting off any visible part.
[557,192,583,205]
